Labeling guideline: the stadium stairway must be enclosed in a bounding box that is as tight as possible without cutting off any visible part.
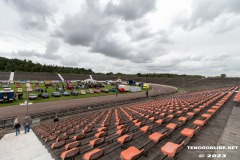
[9,72,14,81]
[58,73,64,82]
[0,130,53,160]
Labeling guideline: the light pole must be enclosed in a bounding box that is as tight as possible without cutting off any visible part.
[19,84,32,112]
[26,86,29,115]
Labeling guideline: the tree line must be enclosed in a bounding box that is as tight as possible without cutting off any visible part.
[0,57,94,74]
[0,56,204,78]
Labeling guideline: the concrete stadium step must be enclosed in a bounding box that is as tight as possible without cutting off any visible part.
[58,73,64,81]
[0,130,54,160]
[9,72,14,81]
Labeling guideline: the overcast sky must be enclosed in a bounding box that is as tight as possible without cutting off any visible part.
[0,0,239,76]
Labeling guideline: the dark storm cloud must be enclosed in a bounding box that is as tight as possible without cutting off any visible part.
[90,37,131,60]
[177,0,240,30]
[54,0,169,63]
[58,0,114,46]
[5,0,56,30]
[105,0,156,20]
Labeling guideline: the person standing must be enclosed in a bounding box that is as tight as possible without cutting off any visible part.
[13,118,21,136]
[54,116,59,122]
[24,115,32,133]
[146,90,149,98]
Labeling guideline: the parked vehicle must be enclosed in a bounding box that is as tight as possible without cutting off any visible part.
[41,93,49,98]
[17,88,22,93]
[16,83,21,88]
[87,89,94,94]
[62,91,70,96]
[80,90,86,95]
[101,89,109,93]
[109,88,118,92]
[93,89,101,93]
[143,83,150,89]
[75,85,85,89]
[0,88,14,102]
[71,90,78,96]
[3,85,9,88]
[118,88,125,92]
[51,92,61,97]
[28,94,37,100]
[67,85,74,90]
[128,80,136,85]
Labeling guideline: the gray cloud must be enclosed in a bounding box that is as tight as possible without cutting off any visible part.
[177,0,240,31]
[45,39,60,56]
[58,1,114,46]
[5,0,57,30]
[105,0,156,20]
[54,0,169,63]
[11,39,61,60]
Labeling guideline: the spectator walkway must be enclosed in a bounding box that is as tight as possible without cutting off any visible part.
[0,130,53,160]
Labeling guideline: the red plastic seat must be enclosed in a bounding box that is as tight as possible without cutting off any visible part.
[101,121,109,127]
[64,129,75,136]
[135,122,141,127]
[178,117,187,122]
[89,137,104,147]
[116,127,128,136]
[41,133,50,138]
[140,125,152,133]
[176,111,182,114]
[72,133,86,141]
[65,141,80,150]
[117,125,124,130]
[60,147,80,160]
[51,140,66,149]
[207,109,216,114]
[160,113,165,117]
[187,112,194,117]
[201,114,211,119]
[194,108,200,113]
[82,126,93,133]
[181,128,196,137]
[45,135,57,142]
[56,135,69,142]
[95,131,107,138]
[145,115,150,119]
[133,119,138,123]
[97,127,107,132]
[149,132,166,143]
[120,146,144,160]
[166,123,177,130]
[83,148,104,160]
[167,114,174,119]
[199,105,205,109]
[149,117,155,121]
[212,106,220,109]
[155,119,163,124]
[161,141,184,157]
[193,119,206,126]
[117,134,133,144]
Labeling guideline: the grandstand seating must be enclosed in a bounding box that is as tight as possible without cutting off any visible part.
[233,90,240,105]
[31,86,237,160]
[0,71,10,80]
[14,72,60,80]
